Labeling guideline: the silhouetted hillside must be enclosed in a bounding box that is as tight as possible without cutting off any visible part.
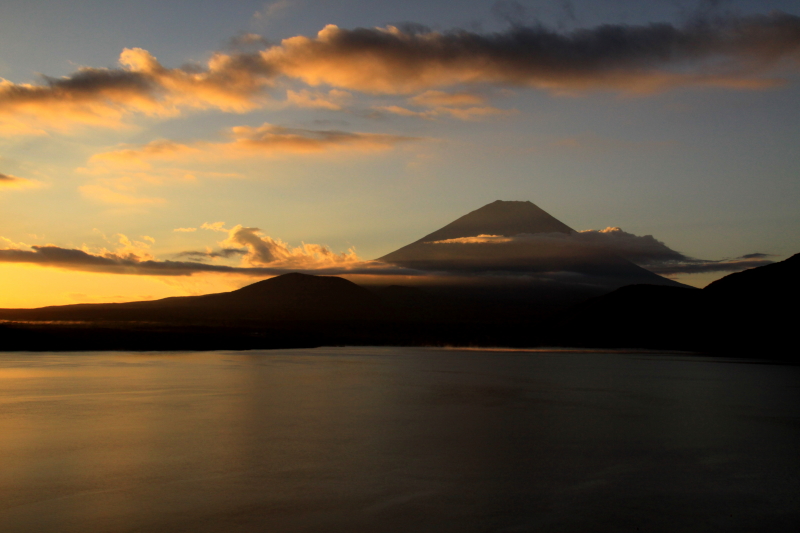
[0,272,386,324]
[704,253,800,296]
[558,253,799,361]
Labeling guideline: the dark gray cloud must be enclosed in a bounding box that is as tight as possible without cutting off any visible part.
[266,11,800,93]
[176,248,248,261]
[427,228,773,275]
[646,256,774,275]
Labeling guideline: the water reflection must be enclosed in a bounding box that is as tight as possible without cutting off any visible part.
[1,348,798,532]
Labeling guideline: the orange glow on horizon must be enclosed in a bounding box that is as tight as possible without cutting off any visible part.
[0,265,253,309]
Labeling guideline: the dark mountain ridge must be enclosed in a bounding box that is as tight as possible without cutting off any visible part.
[0,273,386,323]
[559,253,799,360]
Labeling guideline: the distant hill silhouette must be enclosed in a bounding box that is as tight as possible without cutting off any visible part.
[704,253,800,296]
[559,253,799,361]
[0,273,385,324]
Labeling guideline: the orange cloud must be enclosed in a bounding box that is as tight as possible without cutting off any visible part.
[88,123,419,169]
[0,47,274,135]
[376,104,513,121]
[285,89,351,110]
[221,225,360,269]
[409,90,486,107]
[0,172,42,190]
[260,14,800,94]
[79,183,166,206]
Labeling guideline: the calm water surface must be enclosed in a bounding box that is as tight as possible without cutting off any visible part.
[1,347,799,532]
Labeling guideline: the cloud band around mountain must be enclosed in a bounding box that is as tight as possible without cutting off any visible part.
[0,245,416,277]
[429,227,773,275]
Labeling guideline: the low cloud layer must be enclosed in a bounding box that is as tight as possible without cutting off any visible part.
[431,227,773,275]
[3,12,799,134]
[1,224,773,280]
[0,226,407,278]
[0,243,414,277]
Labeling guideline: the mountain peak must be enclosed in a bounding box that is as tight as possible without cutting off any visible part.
[382,201,573,261]
[376,200,682,290]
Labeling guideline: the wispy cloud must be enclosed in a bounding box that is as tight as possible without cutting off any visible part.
[252,0,292,23]
[88,123,420,169]
[79,183,166,206]
[285,89,351,110]
[0,172,41,190]
[375,104,513,121]
[409,90,487,107]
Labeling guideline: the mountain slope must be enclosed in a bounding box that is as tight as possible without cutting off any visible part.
[558,253,799,359]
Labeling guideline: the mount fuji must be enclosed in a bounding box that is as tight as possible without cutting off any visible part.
[378,200,685,290]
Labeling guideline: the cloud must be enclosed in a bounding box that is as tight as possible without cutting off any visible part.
[176,248,247,261]
[4,12,798,135]
[253,0,292,22]
[375,90,509,122]
[376,104,513,121]
[88,123,419,168]
[261,13,800,94]
[429,227,773,275]
[201,221,228,232]
[0,172,41,190]
[0,47,274,135]
[430,227,685,262]
[0,243,415,277]
[173,227,198,232]
[222,123,417,154]
[645,256,775,275]
[285,89,351,110]
[409,90,487,107]
[0,224,409,278]
[79,183,166,206]
[220,225,361,269]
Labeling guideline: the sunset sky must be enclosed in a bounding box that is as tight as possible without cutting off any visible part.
[1,0,799,307]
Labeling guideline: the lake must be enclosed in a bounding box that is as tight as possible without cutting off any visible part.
[1,347,798,532]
